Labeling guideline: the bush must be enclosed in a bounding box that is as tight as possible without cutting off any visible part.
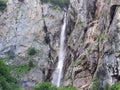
[10,60,35,78]
[0,59,21,90]
[111,82,120,90]
[92,80,120,90]
[27,47,37,56]
[41,0,70,9]
[34,82,57,90]
[0,0,8,11]
[92,80,100,90]
[29,60,35,68]
[105,83,111,90]
[11,62,35,78]
[34,82,76,90]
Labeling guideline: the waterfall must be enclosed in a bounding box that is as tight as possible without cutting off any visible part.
[51,13,67,87]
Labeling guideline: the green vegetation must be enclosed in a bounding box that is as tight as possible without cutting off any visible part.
[75,20,83,28]
[11,60,35,78]
[5,47,37,79]
[87,45,92,54]
[67,74,72,80]
[34,82,76,90]
[96,34,109,43]
[92,80,100,90]
[59,85,76,90]
[27,47,37,56]
[13,64,30,78]
[72,60,78,67]
[105,83,111,90]
[0,0,8,11]
[0,59,22,90]
[111,82,120,90]
[29,60,35,68]
[92,80,120,90]
[34,82,57,90]
[41,0,70,9]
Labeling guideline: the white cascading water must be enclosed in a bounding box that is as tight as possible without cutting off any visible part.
[52,13,67,87]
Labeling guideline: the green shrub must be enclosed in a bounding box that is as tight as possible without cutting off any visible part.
[92,80,100,90]
[34,82,57,90]
[0,0,8,11]
[41,0,70,9]
[0,59,21,90]
[92,80,120,90]
[12,63,34,78]
[105,83,111,90]
[10,60,35,78]
[41,0,49,3]
[111,82,120,90]
[34,82,76,90]
[27,47,37,56]
[29,60,35,68]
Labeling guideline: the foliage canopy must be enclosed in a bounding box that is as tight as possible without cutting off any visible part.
[0,59,21,90]
[34,82,76,90]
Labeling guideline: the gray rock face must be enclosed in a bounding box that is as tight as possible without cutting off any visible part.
[0,0,49,89]
[1,0,120,90]
[0,0,64,89]
[0,0,44,57]
[42,3,64,66]
[64,0,120,90]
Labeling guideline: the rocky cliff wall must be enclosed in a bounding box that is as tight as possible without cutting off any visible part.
[0,0,64,89]
[63,0,120,90]
[1,0,120,90]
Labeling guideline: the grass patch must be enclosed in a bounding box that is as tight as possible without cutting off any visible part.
[10,60,35,78]
[27,47,37,56]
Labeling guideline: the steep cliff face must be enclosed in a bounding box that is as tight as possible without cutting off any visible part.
[0,0,43,57]
[0,0,48,89]
[64,0,120,90]
[0,0,64,89]
[1,0,120,90]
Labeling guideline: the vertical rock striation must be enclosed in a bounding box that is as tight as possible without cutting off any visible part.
[0,0,64,89]
[63,0,120,90]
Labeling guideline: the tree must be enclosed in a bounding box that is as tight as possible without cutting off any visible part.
[0,59,20,90]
